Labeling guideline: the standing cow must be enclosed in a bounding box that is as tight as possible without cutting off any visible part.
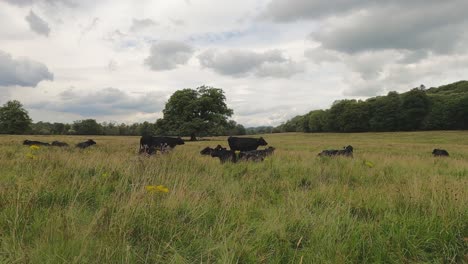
[432,149,449,157]
[227,136,268,151]
[139,136,185,154]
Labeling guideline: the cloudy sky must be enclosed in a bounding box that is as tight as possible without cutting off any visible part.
[1,0,467,127]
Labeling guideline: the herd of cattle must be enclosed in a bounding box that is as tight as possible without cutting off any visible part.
[22,136,450,162]
[136,136,450,163]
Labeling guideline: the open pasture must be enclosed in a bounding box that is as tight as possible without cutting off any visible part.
[0,132,467,263]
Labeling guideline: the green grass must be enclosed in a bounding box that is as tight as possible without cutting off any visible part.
[0,132,467,263]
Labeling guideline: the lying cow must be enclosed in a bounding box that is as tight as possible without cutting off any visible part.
[239,147,276,162]
[76,139,96,149]
[139,136,185,155]
[200,145,225,155]
[51,141,68,147]
[210,148,237,163]
[228,136,268,151]
[23,140,50,146]
[318,145,354,157]
[432,149,449,157]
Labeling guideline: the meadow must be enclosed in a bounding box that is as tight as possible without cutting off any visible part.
[0,131,467,263]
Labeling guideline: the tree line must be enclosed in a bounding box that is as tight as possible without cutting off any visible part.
[277,81,468,133]
[2,81,467,136]
[0,86,247,137]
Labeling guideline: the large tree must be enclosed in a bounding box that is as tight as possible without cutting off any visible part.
[0,100,32,134]
[157,86,233,140]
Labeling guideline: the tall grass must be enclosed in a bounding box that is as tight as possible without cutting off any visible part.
[0,132,467,263]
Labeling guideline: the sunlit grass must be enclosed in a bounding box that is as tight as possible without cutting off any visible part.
[0,132,467,263]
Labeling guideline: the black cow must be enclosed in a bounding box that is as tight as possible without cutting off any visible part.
[228,136,268,151]
[200,145,225,156]
[210,148,237,163]
[139,136,185,154]
[23,140,50,146]
[239,146,276,162]
[51,141,69,147]
[76,139,96,149]
[318,145,353,157]
[432,149,449,157]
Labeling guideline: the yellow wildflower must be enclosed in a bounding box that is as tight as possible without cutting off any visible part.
[102,173,109,178]
[364,161,374,168]
[30,145,40,150]
[26,153,36,159]
[145,185,169,193]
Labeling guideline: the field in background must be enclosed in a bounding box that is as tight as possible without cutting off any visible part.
[0,132,467,263]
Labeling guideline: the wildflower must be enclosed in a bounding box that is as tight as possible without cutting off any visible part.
[364,161,374,168]
[26,153,36,159]
[145,185,169,193]
[102,173,109,179]
[30,145,40,150]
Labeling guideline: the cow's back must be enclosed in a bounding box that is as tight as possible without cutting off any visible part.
[228,137,259,151]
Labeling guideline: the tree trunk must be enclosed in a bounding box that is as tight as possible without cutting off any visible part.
[190,133,197,141]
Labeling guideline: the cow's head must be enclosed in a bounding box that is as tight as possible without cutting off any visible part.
[176,137,185,145]
[200,147,213,155]
[86,139,97,145]
[266,146,276,153]
[210,148,231,158]
[23,140,30,145]
[258,137,268,146]
[344,145,353,152]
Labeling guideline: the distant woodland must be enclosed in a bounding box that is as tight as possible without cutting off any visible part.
[276,81,468,133]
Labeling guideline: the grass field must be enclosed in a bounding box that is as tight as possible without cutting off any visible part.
[0,131,467,263]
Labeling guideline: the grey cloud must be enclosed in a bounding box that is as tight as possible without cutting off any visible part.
[264,1,468,55]
[398,50,429,64]
[343,51,398,80]
[304,47,342,64]
[343,78,384,97]
[5,0,77,7]
[198,49,302,78]
[170,19,185,26]
[29,87,166,116]
[312,1,468,55]
[25,10,50,36]
[262,0,370,22]
[144,40,194,71]
[130,18,158,32]
[0,50,53,87]
[255,61,304,78]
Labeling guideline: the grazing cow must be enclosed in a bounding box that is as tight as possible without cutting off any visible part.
[227,136,268,151]
[200,145,225,155]
[76,139,96,149]
[51,141,68,147]
[210,148,237,163]
[139,136,185,154]
[318,145,354,157]
[23,140,50,146]
[432,149,449,157]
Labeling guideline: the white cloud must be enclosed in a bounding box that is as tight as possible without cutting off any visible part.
[198,49,303,78]
[0,50,53,87]
[144,40,194,71]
